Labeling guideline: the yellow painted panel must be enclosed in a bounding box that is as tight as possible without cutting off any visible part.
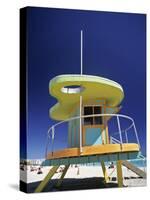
[46,143,139,160]
[49,75,124,120]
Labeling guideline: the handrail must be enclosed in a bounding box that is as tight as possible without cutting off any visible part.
[110,136,121,144]
[47,113,134,134]
[112,122,134,136]
[46,113,140,157]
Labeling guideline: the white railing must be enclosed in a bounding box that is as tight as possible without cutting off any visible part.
[45,113,140,157]
[110,136,121,144]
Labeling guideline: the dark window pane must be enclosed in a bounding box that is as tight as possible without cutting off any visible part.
[84,117,93,125]
[84,107,93,115]
[84,107,93,125]
[94,116,102,124]
[94,106,103,124]
[94,106,101,114]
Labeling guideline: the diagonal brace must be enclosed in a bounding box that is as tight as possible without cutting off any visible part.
[34,166,59,193]
[55,165,70,188]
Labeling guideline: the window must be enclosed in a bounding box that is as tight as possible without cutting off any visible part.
[94,106,102,125]
[84,106,103,125]
[84,107,93,125]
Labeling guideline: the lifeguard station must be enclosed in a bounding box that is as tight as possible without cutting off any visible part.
[35,31,146,192]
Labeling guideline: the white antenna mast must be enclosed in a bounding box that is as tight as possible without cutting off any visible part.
[81,30,83,75]
[80,30,83,153]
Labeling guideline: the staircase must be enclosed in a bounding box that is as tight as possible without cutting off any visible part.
[122,160,146,179]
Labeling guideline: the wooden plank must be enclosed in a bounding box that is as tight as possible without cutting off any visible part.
[46,143,139,160]
[34,166,59,193]
[55,165,70,188]
[116,160,123,187]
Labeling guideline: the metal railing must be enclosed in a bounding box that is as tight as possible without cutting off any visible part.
[45,113,140,157]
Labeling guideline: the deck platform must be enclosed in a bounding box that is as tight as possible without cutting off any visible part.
[43,143,139,166]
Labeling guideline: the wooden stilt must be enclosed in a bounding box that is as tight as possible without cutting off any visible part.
[116,160,123,187]
[55,165,70,188]
[101,161,109,183]
[34,166,59,193]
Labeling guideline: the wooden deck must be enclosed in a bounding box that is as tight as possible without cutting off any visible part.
[46,143,139,160]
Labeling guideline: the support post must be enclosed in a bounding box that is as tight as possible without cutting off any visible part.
[105,126,109,144]
[116,160,123,187]
[34,166,59,193]
[55,165,70,188]
[101,161,109,183]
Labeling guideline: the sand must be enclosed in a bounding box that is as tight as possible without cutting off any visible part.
[20,165,146,189]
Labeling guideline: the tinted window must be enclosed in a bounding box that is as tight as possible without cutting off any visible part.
[84,107,93,125]
[94,106,103,124]
[83,106,103,125]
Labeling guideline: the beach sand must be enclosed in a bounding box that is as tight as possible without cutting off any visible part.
[20,165,146,192]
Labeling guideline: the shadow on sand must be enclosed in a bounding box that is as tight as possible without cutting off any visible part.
[20,177,118,193]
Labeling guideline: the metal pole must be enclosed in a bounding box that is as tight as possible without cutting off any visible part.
[81,30,83,75]
[79,95,83,153]
[45,136,50,159]
[117,116,123,144]
[51,126,55,156]
[79,30,83,153]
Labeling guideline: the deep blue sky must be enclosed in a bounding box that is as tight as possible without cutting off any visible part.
[23,7,146,159]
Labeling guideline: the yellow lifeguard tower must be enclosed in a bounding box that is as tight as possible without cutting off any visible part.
[35,31,146,192]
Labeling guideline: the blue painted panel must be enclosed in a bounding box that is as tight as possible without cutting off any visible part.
[89,155,99,163]
[79,157,89,163]
[68,107,80,148]
[85,128,102,145]
[110,154,118,161]
[118,153,128,160]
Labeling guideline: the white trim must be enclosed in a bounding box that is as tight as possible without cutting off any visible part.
[48,113,135,132]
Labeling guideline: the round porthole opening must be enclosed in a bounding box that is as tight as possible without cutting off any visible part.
[61,85,84,94]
